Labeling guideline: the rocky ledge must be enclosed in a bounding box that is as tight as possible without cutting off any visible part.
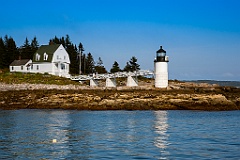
[0,82,240,111]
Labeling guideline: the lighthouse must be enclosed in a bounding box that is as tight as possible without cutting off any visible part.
[154,46,169,88]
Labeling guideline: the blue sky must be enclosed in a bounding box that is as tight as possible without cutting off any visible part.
[1,0,240,80]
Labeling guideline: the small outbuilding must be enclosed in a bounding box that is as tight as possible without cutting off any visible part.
[9,59,32,73]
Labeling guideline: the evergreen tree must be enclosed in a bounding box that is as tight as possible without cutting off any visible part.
[21,37,32,59]
[95,57,107,74]
[60,37,65,47]
[67,44,79,74]
[123,62,131,72]
[124,56,140,72]
[65,34,71,47]
[49,36,64,46]
[3,35,19,67]
[129,56,140,71]
[0,38,5,68]
[110,61,121,73]
[85,52,95,74]
[49,36,59,45]
[31,36,39,55]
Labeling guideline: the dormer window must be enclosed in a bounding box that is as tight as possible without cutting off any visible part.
[36,53,40,61]
[44,52,48,61]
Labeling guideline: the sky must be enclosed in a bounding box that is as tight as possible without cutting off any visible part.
[1,0,240,81]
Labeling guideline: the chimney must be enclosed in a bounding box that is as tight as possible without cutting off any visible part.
[49,40,54,45]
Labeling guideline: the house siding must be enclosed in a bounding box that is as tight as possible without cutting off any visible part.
[52,45,70,63]
[9,60,32,73]
[51,44,70,77]
[31,63,52,74]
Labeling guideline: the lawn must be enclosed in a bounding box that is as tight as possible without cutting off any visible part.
[0,70,80,85]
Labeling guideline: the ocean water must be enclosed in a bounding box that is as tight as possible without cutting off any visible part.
[0,110,239,159]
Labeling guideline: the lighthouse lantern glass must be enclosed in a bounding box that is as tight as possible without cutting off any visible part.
[157,52,166,57]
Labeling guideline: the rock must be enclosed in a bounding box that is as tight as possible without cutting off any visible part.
[119,94,130,99]
[0,82,239,111]
[93,96,101,101]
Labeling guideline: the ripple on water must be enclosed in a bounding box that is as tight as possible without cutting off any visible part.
[0,110,239,159]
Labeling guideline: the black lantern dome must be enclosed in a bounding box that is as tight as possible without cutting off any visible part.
[155,46,168,62]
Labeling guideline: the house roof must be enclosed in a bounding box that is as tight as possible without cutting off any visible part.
[32,44,61,62]
[10,59,31,66]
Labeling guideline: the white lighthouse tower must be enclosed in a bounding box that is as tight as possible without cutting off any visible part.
[154,46,169,88]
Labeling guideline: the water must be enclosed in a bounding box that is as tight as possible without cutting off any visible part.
[0,110,239,159]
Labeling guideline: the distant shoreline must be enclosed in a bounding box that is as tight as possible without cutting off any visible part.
[185,80,240,88]
[1,82,240,111]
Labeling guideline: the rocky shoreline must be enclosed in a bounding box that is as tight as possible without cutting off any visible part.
[0,82,240,111]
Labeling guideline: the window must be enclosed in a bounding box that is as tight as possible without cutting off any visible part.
[64,56,66,60]
[31,65,33,70]
[36,53,40,61]
[21,66,23,70]
[37,65,39,70]
[44,52,48,61]
[12,66,14,71]
[61,64,65,70]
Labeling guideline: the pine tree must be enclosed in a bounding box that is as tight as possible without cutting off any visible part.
[21,37,32,59]
[123,56,140,72]
[123,62,131,72]
[31,36,39,56]
[0,38,5,68]
[67,44,79,74]
[3,35,19,67]
[110,61,121,73]
[129,56,140,71]
[95,57,107,74]
[85,52,95,74]
[65,35,71,47]
[97,57,103,66]
[60,37,65,47]
[49,36,59,45]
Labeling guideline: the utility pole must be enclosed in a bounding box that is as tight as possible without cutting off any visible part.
[79,51,82,75]
[78,43,84,75]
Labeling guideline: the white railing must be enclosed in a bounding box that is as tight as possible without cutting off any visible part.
[70,70,154,81]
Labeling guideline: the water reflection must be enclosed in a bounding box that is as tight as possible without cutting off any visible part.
[45,111,72,158]
[1,110,240,159]
[0,110,74,159]
[154,111,170,157]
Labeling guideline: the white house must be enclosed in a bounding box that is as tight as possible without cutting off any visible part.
[9,44,71,78]
[9,59,32,72]
[31,44,70,78]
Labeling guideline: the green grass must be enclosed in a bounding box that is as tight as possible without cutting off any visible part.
[0,69,155,86]
[0,70,80,85]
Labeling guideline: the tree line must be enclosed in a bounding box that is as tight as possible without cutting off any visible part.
[0,35,140,74]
